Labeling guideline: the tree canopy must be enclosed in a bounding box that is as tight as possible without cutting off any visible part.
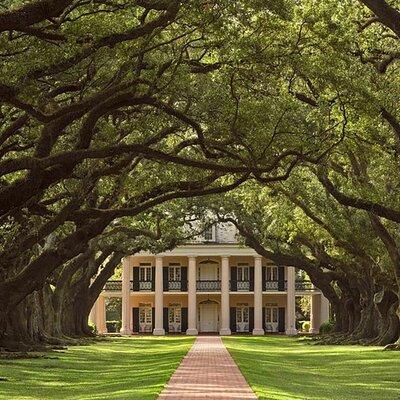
[0,0,400,349]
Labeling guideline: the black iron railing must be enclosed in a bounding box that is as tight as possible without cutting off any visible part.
[103,280,122,291]
[237,280,250,291]
[295,281,314,291]
[264,280,279,291]
[139,280,152,291]
[196,280,221,291]
[168,281,182,291]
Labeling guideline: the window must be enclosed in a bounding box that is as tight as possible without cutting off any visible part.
[265,307,278,323]
[266,266,278,281]
[203,225,214,241]
[237,264,249,281]
[236,304,249,323]
[169,264,181,281]
[139,303,152,324]
[139,264,152,281]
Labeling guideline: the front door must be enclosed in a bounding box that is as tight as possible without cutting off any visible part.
[236,304,249,332]
[265,306,279,332]
[139,305,152,333]
[200,303,218,332]
[168,305,181,333]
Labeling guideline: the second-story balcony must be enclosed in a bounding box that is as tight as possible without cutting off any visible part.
[237,280,250,291]
[295,281,315,291]
[197,280,221,291]
[104,280,122,291]
[168,280,186,291]
[263,280,287,291]
[138,280,153,291]
[104,277,319,293]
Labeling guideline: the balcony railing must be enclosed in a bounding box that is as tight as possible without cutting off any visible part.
[237,280,250,291]
[168,280,182,291]
[295,281,314,291]
[103,280,122,291]
[139,280,152,291]
[196,280,221,291]
[104,278,317,292]
[264,280,278,291]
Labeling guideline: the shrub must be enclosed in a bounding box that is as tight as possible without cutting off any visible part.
[302,321,310,332]
[319,320,334,334]
[88,321,97,334]
[106,320,122,333]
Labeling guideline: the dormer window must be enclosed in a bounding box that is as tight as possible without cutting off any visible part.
[203,225,214,241]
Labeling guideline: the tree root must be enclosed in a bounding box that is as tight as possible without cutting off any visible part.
[383,343,400,351]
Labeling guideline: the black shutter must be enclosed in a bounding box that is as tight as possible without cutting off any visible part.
[249,267,255,291]
[181,307,188,332]
[151,267,156,291]
[181,267,188,291]
[231,267,237,291]
[262,307,266,331]
[230,307,236,333]
[249,307,254,332]
[278,307,285,332]
[133,308,139,333]
[163,308,169,333]
[152,307,155,330]
[262,266,266,291]
[133,268,139,291]
[163,267,169,292]
[278,266,285,291]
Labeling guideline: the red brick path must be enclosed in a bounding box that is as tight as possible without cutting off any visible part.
[158,336,257,399]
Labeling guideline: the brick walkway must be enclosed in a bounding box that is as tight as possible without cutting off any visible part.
[158,336,257,400]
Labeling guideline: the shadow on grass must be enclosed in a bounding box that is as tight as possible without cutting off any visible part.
[0,336,195,400]
[223,336,400,400]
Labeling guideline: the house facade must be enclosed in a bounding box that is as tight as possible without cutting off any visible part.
[91,223,329,335]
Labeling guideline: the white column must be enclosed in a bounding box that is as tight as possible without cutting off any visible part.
[186,256,198,335]
[253,256,264,335]
[120,256,132,335]
[320,294,330,324]
[286,266,298,335]
[220,256,231,335]
[96,295,107,334]
[153,256,165,335]
[309,294,321,334]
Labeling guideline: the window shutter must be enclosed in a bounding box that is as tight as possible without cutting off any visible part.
[262,266,266,291]
[132,308,139,333]
[181,308,188,333]
[151,267,156,291]
[230,267,237,291]
[152,307,155,330]
[163,267,169,292]
[249,267,255,291]
[132,268,139,291]
[163,307,169,333]
[249,307,254,332]
[230,307,236,333]
[181,267,188,291]
[278,307,285,332]
[262,307,266,331]
[278,267,285,291]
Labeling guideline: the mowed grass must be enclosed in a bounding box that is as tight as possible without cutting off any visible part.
[223,336,400,400]
[0,336,195,400]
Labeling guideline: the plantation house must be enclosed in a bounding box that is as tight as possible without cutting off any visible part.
[91,223,329,335]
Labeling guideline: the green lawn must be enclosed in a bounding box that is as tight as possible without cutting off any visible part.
[0,336,194,400]
[223,336,400,400]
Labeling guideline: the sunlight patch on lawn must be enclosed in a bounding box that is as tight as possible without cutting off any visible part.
[0,336,194,400]
[223,336,400,400]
